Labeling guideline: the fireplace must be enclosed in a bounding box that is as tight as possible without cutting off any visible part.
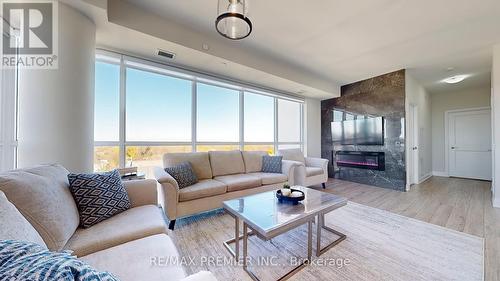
[335,151,385,171]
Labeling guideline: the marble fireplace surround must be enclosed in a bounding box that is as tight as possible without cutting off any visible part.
[321,70,406,191]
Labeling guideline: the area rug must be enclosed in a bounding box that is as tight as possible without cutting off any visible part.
[170,202,484,281]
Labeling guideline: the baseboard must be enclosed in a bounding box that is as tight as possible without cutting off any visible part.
[432,171,449,177]
[418,173,432,184]
[493,197,500,208]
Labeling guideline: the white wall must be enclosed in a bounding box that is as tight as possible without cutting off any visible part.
[17,3,96,172]
[430,87,491,175]
[405,72,433,186]
[305,98,322,157]
[492,44,500,208]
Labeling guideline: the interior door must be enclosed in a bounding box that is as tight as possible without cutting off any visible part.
[409,105,419,185]
[448,109,492,180]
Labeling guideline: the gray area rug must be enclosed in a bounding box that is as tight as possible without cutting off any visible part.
[170,202,484,281]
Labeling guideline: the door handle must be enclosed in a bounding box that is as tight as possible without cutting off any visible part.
[451,146,457,149]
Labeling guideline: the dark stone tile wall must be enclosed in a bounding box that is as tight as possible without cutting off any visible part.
[321,70,406,191]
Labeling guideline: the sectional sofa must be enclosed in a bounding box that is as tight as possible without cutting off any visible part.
[0,164,216,281]
[155,150,303,229]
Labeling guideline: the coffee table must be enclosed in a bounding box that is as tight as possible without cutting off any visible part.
[223,187,347,281]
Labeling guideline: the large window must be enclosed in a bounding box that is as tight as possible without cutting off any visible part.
[94,51,304,178]
[197,83,239,142]
[278,99,302,143]
[94,62,120,141]
[126,68,191,142]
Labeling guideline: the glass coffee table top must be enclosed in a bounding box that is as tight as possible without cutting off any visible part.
[223,186,347,237]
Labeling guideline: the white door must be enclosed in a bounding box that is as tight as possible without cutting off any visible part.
[409,105,419,185]
[448,109,492,180]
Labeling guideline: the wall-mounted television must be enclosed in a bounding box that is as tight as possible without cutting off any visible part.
[331,116,384,145]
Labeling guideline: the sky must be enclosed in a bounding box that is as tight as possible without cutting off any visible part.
[94,62,301,143]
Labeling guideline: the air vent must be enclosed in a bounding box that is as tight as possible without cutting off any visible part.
[156,49,175,60]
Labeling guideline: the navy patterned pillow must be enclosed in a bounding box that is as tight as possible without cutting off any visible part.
[68,170,131,228]
[262,155,283,173]
[164,162,198,189]
[0,239,119,280]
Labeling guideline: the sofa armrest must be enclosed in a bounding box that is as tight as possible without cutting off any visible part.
[123,179,158,208]
[154,167,179,220]
[305,157,329,172]
[180,271,218,281]
[281,160,304,186]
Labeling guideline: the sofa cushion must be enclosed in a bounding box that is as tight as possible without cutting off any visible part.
[242,151,268,173]
[249,172,288,185]
[179,179,227,202]
[278,148,305,164]
[68,170,131,228]
[164,162,198,188]
[64,205,167,257]
[214,174,262,192]
[0,191,46,247]
[0,164,80,251]
[164,152,212,180]
[209,150,245,177]
[80,234,186,281]
[0,240,119,281]
[306,167,324,177]
[262,155,283,173]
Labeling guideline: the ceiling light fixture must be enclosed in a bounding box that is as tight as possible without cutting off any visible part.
[442,74,469,84]
[215,0,252,40]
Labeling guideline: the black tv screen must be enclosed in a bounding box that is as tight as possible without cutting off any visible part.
[331,116,384,145]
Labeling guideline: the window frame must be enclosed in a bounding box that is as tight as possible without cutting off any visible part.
[0,33,19,172]
[94,50,304,170]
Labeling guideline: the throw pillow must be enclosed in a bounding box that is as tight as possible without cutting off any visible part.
[0,239,119,280]
[68,170,131,228]
[164,162,198,188]
[262,155,283,173]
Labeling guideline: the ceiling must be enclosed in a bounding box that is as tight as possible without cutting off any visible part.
[74,0,500,97]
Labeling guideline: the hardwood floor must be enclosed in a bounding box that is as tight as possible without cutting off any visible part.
[311,177,500,281]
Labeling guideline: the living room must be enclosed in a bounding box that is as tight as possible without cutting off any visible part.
[1,0,500,280]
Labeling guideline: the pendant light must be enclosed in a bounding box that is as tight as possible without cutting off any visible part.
[215,0,252,40]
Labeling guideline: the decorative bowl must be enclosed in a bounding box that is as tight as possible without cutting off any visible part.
[276,189,305,205]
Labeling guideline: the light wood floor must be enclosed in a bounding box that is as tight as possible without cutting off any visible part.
[310,177,500,281]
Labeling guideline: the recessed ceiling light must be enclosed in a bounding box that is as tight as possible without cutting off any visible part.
[442,75,468,84]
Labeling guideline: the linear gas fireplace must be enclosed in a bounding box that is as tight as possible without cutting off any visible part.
[335,151,385,171]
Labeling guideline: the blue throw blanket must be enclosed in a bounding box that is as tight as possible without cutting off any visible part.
[0,240,119,281]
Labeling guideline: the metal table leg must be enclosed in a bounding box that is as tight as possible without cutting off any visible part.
[241,220,314,281]
[224,214,256,260]
[316,213,346,256]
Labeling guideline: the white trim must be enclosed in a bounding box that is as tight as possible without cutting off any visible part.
[418,172,432,184]
[493,196,500,208]
[444,107,492,178]
[432,171,449,177]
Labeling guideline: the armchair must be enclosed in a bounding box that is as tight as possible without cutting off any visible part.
[277,148,329,188]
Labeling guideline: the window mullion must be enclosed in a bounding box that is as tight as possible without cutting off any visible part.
[119,55,126,168]
[274,97,278,154]
[192,81,197,152]
[239,91,244,150]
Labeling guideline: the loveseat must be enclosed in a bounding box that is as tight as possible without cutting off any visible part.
[155,150,302,229]
[0,164,216,281]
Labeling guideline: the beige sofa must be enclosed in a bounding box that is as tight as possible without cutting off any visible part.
[278,148,329,188]
[0,164,216,281]
[155,150,301,229]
